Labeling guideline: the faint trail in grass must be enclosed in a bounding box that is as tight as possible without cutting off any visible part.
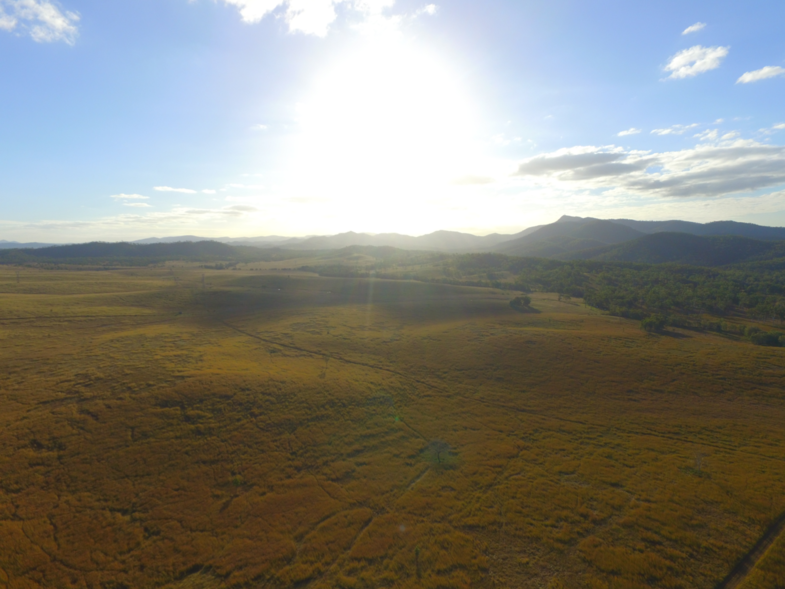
[715,510,785,589]
[220,320,441,397]
[222,320,785,466]
[297,466,433,586]
[302,510,376,588]
[406,466,430,490]
[480,397,785,465]
[310,474,343,504]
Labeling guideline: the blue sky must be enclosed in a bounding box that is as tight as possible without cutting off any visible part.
[1,0,784,241]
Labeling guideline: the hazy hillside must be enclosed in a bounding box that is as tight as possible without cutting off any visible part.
[566,232,785,266]
[284,229,516,252]
[492,218,645,257]
[133,235,305,246]
[0,240,59,249]
[0,240,243,262]
[601,217,785,240]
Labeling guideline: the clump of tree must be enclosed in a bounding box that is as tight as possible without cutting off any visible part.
[425,440,454,467]
[745,326,785,347]
[509,295,533,312]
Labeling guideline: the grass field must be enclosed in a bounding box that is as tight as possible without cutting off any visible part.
[2,266,785,588]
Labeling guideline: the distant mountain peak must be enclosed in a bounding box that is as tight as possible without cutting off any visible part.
[556,215,592,223]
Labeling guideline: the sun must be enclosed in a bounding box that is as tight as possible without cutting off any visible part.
[284,31,481,233]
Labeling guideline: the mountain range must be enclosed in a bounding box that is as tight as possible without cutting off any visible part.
[6,216,785,266]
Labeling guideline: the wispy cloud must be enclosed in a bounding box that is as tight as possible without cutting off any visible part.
[651,123,699,136]
[123,202,152,208]
[758,123,785,135]
[202,189,217,194]
[154,186,198,194]
[617,128,641,137]
[0,204,262,242]
[251,124,268,131]
[737,66,785,84]
[0,0,79,44]
[111,193,149,200]
[492,133,522,146]
[694,129,719,142]
[664,45,729,79]
[514,139,785,198]
[682,22,706,35]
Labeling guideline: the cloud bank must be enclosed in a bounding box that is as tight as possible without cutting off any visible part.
[0,0,79,44]
[664,45,729,79]
[514,140,785,198]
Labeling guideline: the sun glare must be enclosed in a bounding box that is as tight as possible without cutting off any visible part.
[285,32,480,232]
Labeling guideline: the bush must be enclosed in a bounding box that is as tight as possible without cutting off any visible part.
[641,315,667,333]
[749,331,784,347]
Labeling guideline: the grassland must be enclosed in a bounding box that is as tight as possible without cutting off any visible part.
[2,266,785,588]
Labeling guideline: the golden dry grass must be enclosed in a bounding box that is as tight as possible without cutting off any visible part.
[1,267,785,588]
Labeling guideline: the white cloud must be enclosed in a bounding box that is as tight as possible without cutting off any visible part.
[682,22,706,35]
[651,123,699,136]
[0,10,16,30]
[220,0,402,36]
[664,45,729,79]
[617,128,641,137]
[721,132,739,140]
[415,3,437,16]
[111,193,149,200]
[514,139,785,198]
[737,66,785,84]
[202,189,217,194]
[251,124,268,131]
[123,202,152,208]
[154,186,198,194]
[0,0,79,44]
[221,0,339,36]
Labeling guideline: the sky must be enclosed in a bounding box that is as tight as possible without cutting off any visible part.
[1,0,785,241]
